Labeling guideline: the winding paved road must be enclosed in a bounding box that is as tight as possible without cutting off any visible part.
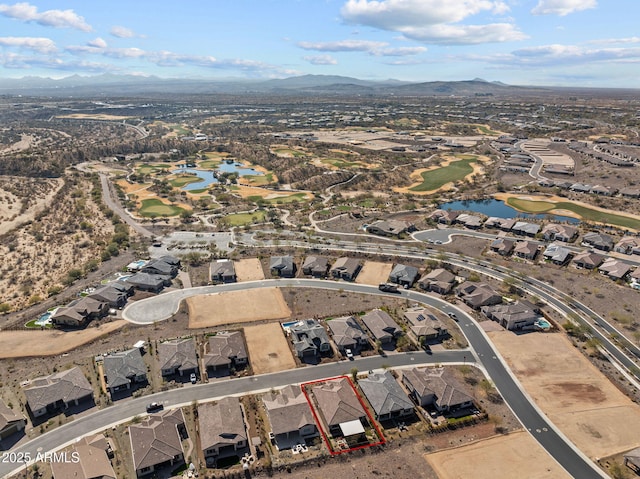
[121,279,606,479]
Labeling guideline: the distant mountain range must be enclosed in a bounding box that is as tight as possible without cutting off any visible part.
[0,73,633,97]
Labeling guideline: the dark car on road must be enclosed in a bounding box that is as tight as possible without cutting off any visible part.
[146,402,163,413]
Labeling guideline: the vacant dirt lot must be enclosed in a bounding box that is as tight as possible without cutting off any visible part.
[0,321,127,358]
[425,431,571,479]
[488,331,640,458]
[244,323,296,374]
[187,288,291,328]
[235,258,265,281]
[355,261,393,285]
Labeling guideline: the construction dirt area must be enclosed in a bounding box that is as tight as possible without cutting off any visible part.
[187,288,291,328]
[425,431,571,479]
[0,321,127,358]
[355,261,393,285]
[244,323,296,374]
[235,257,266,281]
[488,330,640,459]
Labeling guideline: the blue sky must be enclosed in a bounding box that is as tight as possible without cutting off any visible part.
[0,0,638,87]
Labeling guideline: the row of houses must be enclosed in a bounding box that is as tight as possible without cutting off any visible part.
[288,306,449,361]
[268,255,362,281]
[50,255,181,328]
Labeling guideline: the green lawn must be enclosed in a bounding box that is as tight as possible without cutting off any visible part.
[199,160,220,169]
[243,173,272,186]
[409,157,477,192]
[188,188,208,194]
[169,175,203,188]
[139,198,188,217]
[506,197,640,230]
[223,210,267,226]
[247,192,310,204]
[169,124,192,136]
[321,158,363,168]
[274,148,306,157]
[475,124,501,135]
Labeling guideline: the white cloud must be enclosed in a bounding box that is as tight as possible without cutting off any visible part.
[110,26,139,38]
[87,37,107,49]
[298,39,426,56]
[0,2,91,31]
[0,36,56,53]
[465,43,640,67]
[340,0,522,44]
[303,54,338,65]
[593,37,640,45]
[531,0,597,16]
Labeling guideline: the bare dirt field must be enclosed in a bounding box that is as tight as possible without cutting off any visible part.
[355,261,393,285]
[0,321,127,358]
[425,431,571,479]
[244,323,296,374]
[235,258,266,281]
[488,331,640,458]
[0,177,63,236]
[187,288,291,328]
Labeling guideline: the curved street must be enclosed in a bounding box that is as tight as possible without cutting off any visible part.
[122,278,605,479]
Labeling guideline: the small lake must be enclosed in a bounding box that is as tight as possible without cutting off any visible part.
[173,163,264,191]
[438,199,580,224]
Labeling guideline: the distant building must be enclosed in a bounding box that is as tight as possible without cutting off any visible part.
[541,224,578,243]
[365,219,414,237]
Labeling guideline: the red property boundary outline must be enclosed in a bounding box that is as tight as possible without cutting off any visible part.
[300,375,386,456]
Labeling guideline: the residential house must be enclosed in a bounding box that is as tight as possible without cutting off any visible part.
[109,280,134,297]
[210,259,236,283]
[403,308,448,343]
[23,367,93,418]
[599,258,632,280]
[158,337,199,378]
[388,263,420,288]
[359,372,414,421]
[330,257,361,281]
[51,434,116,479]
[263,385,318,448]
[129,409,186,477]
[624,447,640,474]
[125,272,169,293]
[591,185,617,196]
[582,232,614,251]
[302,255,330,277]
[570,183,592,193]
[513,240,539,260]
[199,397,248,467]
[511,221,541,237]
[620,187,640,198]
[418,268,456,294]
[270,255,295,278]
[455,213,483,229]
[312,378,367,436]
[51,296,109,328]
[361,309,401,346]
[572,251,606,270]
[157,255,181,268]
[290,319,332,359]
[202,331,247,375]
[615,236,640,255]
[481,300,542,331]
[0,399,26,440]
[541,224,578,243]
[490,237,515,256]
[456,282,502,309]
[141,258,178,277]
[326,316,369,354]
[88,285,128,309]
[429,209,459,225]
[103,348,147,395]
[365,219,414,237]
[484,217,516,231]
[543,243,573,265]
[402,367,475,414]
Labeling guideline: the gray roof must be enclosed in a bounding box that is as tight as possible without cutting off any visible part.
[158,337,198,374]
[330,257,360,276]
[51,441,116,479]
[203,331,247,368]
[23,367,93,412]
[389,264,419,284]
[103,348,147,389]
[326,316,368,348]
[481,301,541,330]
[366,219,412,235]
[420,268,455,284]
[404,308,446,337]
[199,397,247,451]
[0,399,23,432]
[402,367,474,409]
[312,378,366,427]
[129,409,185,472]
[125,272,167,289]
[210,259,236,278]
[291,320,330,355]
[582,231,614,250]
[512,221,541,235]
[87,285,127,305]
[359,372,413,417]
[543,243,572,263]
[456,282,502,308]
[270,255,294,275]
[302,255,329,274]
[361,309,400,341]
[141,259,176,275]
[263,385,315,436]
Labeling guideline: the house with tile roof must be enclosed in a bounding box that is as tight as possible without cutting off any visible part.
[401,367,475,414]
[360,309,402,346]
[263,385,318,449]
[202,331,247,376]
[198,397,248,467]
[158,337,199,378]
[358,372,413,421]
[311,378,367,436]
[23,367,93,418]
[418,268,456,294]
[0,399,25,440]
[103,348,147,396]
[326,316,369,354]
